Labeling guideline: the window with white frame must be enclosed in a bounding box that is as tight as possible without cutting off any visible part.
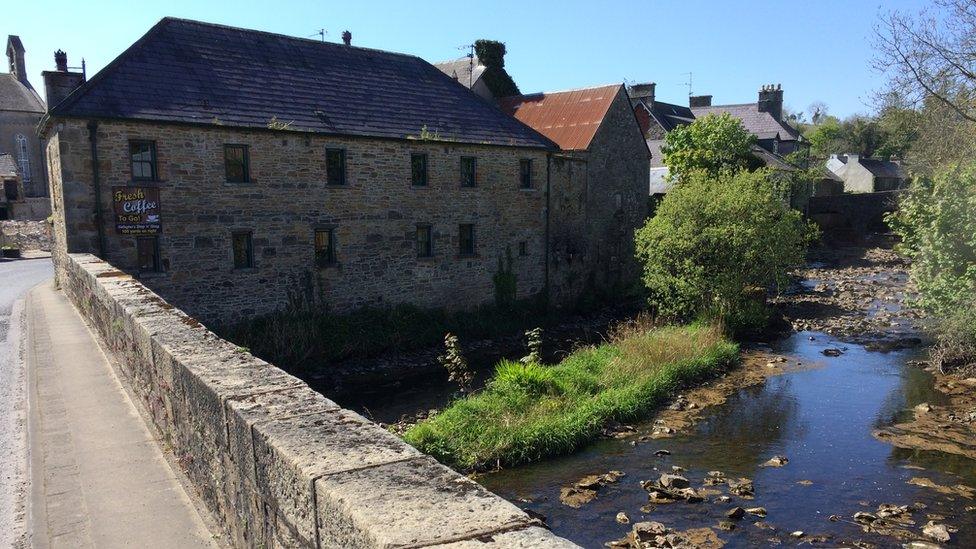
[15,135,30,183]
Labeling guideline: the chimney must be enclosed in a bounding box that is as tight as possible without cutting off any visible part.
[341,30,352,46]
[42,50,86,111]
[628,82,656,105]
[689,95,712,108]
[757,83,784,121]
[6,35,27,85]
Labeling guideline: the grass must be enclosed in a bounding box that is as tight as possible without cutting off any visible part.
[402,320,739,471]
[219,299,552,374]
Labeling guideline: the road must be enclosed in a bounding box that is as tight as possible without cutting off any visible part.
[0,257,53,548]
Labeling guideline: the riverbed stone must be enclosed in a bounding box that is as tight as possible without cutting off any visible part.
[314,456,530,548]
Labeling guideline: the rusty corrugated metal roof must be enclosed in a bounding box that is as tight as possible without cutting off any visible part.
[498,84,621,151]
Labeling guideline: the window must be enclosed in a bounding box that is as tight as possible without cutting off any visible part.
[460,156,477,187]
[137,237,160,272]
[232,232,253,269]
[411,153,428,186]
[416,225,432,258]
[129,140,157,181]
[458,224,475,256]
[224,145,250,183]
[314,228,336,266]
[15,134,30,183]
[518,240,528,257]
[326,148,346,185]
[519,159,532,189]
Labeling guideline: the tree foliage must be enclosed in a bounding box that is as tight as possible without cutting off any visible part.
[635,169,816,334]
[888,164,976,317]
[661,113,760,180]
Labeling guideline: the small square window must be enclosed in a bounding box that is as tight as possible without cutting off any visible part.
[225,145,250,183]
[137,236,160,272]
[417,225,433,258]
[130,140,157,181]
[519,159,532,189]
[315,228,336,266]
[326,148,346,185]
[459,224,475,256]
[518,240,528,257]
[411,153,428,186]
[232,232,253,269]
[460,156,477,187]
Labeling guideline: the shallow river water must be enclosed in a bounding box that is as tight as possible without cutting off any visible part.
[478,330,975,547]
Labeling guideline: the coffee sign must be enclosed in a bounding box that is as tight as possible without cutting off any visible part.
[113,186,161,235]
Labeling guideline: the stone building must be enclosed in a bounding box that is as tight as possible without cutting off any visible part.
[826,154,908,193]
[1,35,47,198]
[499,84,649,305]
[690,84,806,157]
[42,18,558,326]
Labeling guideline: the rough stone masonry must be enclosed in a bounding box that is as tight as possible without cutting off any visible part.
[59,252,579,548]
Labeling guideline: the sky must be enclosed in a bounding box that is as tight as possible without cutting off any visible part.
[4,0,931,120]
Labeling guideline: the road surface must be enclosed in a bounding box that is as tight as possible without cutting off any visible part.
[0,257,53,548]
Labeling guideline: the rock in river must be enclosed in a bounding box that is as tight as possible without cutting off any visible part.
[658,473,690,490]
[761,455,789,467]
[922,521,952,543]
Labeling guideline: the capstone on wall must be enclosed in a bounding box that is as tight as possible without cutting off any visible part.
[47,118,549,326]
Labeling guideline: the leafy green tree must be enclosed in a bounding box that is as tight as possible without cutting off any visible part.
[804,116,844,158]
[635,169,816,334]
[661,113,759,180]
[888,164,976,317]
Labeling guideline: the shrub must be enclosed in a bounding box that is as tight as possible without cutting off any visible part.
[930,300,976,375]
[634,169,816,335]
[661,113,761,180]
[438,333,473,393]
[888,164,976,318]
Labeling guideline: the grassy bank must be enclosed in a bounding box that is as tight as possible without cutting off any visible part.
[403,323,739,471]
[219,300,555,374]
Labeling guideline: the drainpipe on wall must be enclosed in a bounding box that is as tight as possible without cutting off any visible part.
[87,120,106,259]
[544,152,552,306]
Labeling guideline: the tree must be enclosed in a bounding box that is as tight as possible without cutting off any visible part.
[875,0,976,123]
[635,169,816,334]
[661,113,760,180]
[808,101,830,125]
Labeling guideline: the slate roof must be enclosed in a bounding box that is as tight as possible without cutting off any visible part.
[498,84,622,151]
[648,100,694,133]
[433,56,486,89]
[834,155,906,179]
[0,73,45,113]
[0,153,18,178]
[50,18,554,149]
[692,103,800,141]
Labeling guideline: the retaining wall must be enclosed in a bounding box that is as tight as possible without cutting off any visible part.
[61,252,577,549]
[808,190,903,238]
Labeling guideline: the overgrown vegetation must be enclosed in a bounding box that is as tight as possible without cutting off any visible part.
[403,322,738,470]
[220,298,549,375]
[438,333,473,393]
[635,169,816,335]
[888,163,976,372]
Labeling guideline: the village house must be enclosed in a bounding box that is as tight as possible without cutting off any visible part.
[499,84,649,304]
[690,84,806,157]
[41,17,561,326]
[826,153,909,193]
[1,36,47,198]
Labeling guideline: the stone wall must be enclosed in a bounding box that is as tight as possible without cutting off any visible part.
[48,118,549,326]
[9,197,52,221]
[0,220,51,250]
[548,88,648,306]
[808,190,903,239]
[60,252,577,549]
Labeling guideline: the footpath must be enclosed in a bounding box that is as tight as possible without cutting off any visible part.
[25,281,222,548]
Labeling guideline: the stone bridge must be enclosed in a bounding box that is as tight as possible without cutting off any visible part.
[58,253,577,548]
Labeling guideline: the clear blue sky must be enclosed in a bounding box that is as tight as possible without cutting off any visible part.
[6,0,929,119]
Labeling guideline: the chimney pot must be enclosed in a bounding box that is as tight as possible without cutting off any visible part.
[341,30,351,46]
[54,49,67,71]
